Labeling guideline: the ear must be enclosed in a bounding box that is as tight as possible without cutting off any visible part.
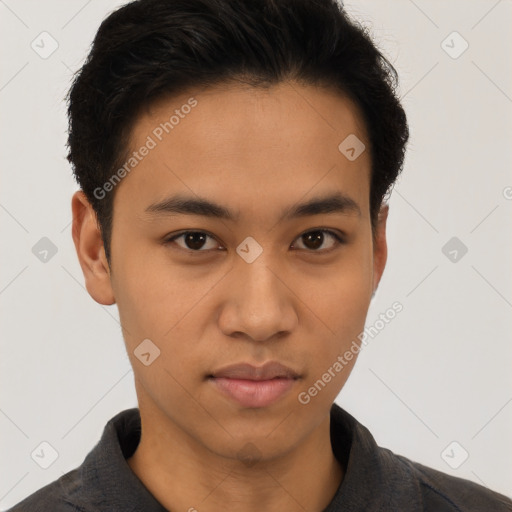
[372,204,389,295]
[71,190,115,305]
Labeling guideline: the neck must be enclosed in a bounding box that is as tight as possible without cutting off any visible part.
[127,405,344,512]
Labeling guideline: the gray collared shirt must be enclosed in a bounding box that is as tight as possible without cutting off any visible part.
[7,404,512,511]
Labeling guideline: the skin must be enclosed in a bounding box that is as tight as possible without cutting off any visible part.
[71,80,388,512]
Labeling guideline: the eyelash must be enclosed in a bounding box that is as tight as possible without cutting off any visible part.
[163,228,345,254]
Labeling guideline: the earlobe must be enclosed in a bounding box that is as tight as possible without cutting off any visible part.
[71,190,116,305]
[372,204,389,295]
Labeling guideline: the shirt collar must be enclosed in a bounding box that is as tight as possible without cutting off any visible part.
[325,403,424,511]
[72,403,423,511]
[76,407,167,511]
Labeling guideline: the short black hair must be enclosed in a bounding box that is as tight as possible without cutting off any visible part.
[66,0,409,265]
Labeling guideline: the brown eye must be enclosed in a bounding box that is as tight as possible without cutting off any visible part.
[165,231,220,252]
[292,229,344,252]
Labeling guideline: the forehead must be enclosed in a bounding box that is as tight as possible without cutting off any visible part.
[116,81,371,219]
[137,80,368,149]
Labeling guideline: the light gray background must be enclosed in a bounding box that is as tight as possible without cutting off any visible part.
[1,0,511,508]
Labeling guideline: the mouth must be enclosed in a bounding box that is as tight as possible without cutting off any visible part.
[207,361,300,408]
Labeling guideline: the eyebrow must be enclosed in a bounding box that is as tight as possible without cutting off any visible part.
[144,192,361,221]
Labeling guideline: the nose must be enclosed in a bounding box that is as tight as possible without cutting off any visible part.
[218,257,298,343]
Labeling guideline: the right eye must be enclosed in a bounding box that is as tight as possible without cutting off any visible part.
[163,230,223,252]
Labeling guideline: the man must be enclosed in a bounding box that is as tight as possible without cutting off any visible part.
[8,0,512,510]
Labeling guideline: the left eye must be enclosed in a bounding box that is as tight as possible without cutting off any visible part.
[291,229,344,252]
[164,229,344,253]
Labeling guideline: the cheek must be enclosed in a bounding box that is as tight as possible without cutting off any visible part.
[293,276,372,413]
[113,260,203,413]
[294,244,373,384]
[299,245,373,337]
[112,241,194,338]
[111,246,216,391]
[332,270,373,342]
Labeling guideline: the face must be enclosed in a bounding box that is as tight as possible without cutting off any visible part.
[73,80,388,462]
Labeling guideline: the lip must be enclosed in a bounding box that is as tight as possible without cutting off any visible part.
[209,361,300,380]
[208,361,300,408]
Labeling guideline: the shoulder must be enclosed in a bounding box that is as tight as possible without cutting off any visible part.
[5,470,85,512]
[6,408,145,512]
[329,403,512,511]
[394,452,512,511]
